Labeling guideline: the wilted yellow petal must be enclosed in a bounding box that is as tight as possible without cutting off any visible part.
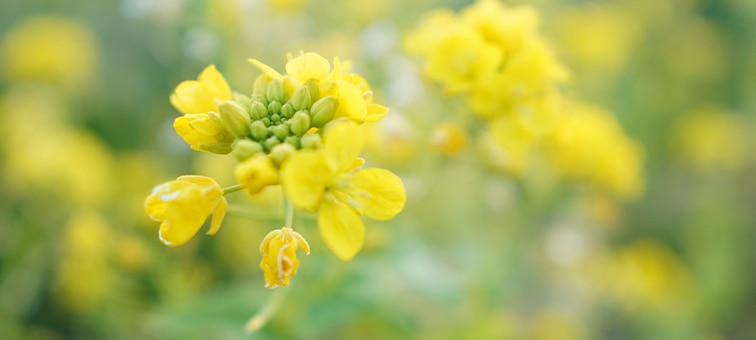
[282,151,331,211]
[286,52,330,82]
[352,168,406,220]
[207,197,227,235]
[323,120,364,170]
[318,199,365,261]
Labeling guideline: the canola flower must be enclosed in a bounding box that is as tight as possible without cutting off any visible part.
[406,0,644,199]
[145,52,406,290]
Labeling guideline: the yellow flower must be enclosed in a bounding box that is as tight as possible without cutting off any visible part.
[235,154,279,194]
[282,120,406,261]
[430,123,468,155]
[170,65,232,115]
[173,113,234,154]
[259,227,310,288]
[144,175,228,247]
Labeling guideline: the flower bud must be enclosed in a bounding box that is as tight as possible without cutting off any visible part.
[280,103,295,119]
[266,78,286,103]
[232,138,264,161]
[289,86,312,112]
[303,79,320,102]
[250,120,269,141]
[290,111,311,136]
[267,101,282,115]
[264,136,281,151]
[284,136,301,148]
[259,227,310,288]
[271,124,289,141]
[249,101,268,120]
[300,133,322,150]
[310,96,339,128]
[252,75,269,103]
[218,101,252,137]
[269,142,296,166]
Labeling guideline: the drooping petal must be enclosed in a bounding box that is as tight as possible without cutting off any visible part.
[248,58,283,79]
[323,120,364,171]
[318,199,365,261]
[286,52,330,83]
[352,168,406,220]
[207,197,227,235]
[282,150,331,212]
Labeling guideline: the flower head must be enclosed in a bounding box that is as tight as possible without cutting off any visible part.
[259,227,311,288]
[282,120,406,261]
[144,175,228,247]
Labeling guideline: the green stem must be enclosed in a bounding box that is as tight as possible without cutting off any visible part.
[283,192,295,228]
[244,288,287,333]
[223,184,245,195]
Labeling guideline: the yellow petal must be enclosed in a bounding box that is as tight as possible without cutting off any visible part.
[352,168,406,220]
[197,64,231,102]
[318,199,365,261]
[286,52,330,82]
[248,58,283,79]
[365,103,389,122]
[281,151,331,211]
[170,80,212,114]
[207,197,227,235]
[330,81,367,122]
[323,120,364,170]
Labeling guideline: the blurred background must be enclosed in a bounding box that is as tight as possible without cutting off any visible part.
[0,0,754,338]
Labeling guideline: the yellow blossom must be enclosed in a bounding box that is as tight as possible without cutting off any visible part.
[282,120,406,260]
[259,227,311,288]
[173,113,234,154]
[170,65,232,115]
[671,107,746,171]
[235,154,279,194]
[144,175,228,247]
[430,123,468,155]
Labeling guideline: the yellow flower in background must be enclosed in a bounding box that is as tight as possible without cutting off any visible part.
[145,175,228,247]
[424,28,503,94]
[282,120,406,261]
[430,123,468,156]
[0,16,99,90]
[170,65,232,115]
[460,0,540,54]
[174,113,235,154]
[547,103,644,200]
[259,227,311,288]
[671,107,747,171]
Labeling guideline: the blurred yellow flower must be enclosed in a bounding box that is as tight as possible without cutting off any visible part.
[430,123,468,156]
[547,103,644,200]
[671,107,746,171]
[170,65,232,115]
[282,120,406,260]
[0,16,98,90]
[259,227,311,288]
[235,154,279,194]
[145,175,228,247]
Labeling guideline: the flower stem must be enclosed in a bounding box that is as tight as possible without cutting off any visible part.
[222,184,245,195]
[283,192,294,228]
[244,288,287,333]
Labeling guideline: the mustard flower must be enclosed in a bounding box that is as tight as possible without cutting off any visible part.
[281,120,406,261]
[259,227,311,288]
[144,175,228,247]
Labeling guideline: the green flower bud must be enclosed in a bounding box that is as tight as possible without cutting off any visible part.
[252,75,269,101]
[284,136,301,148]
[269,142,296,166]
[232,139,264,161]
[271,124,289,141]
[303,79,320,102]
[235,94,252,108]
[270,113,281,123]
[266,78,286,103]
[218,101,252,137]
[289,86,312,112]
[250,120,269,141]
[290,110,311,136]
[280,103,295,119]
[267,101,282,115]
[261,117,271,127]
[197,142,233,154]
[310,96,339,128]
[249,101,268,120]
[300,133,322,150]
[264,136,281,152]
